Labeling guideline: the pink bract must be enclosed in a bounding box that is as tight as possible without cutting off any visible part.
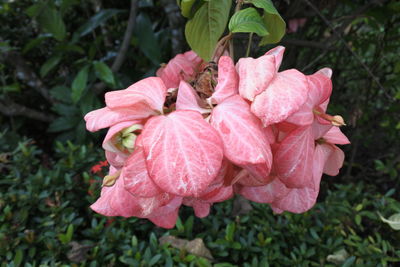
[85,47,349,228]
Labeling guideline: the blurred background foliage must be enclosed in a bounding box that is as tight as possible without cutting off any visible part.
[0,0,399,265]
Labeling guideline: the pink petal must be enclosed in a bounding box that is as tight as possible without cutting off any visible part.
[176,81,210,114]
[105,150,127,169]
[208,56,238,104]
[210,95,272,169]
[317,67,332,78]
[285,71,332,126]
[123,145,163,198]
[264,46,285,70]
[271,186,318,213]
[312,120,332,140]
[157,53,201,89]
[323,127,350,145]
[251,69,309,126]
[105,77,167,112]
[85,107,153,132]
[141,110,224,197]
[148,208,180,229]
[239,163,274,186]
[237,54,276,101]
[183,50,203,67]
[323,144,345,176]
[91,174,170,218]
[274,126,314,188]
[238,178,289,203]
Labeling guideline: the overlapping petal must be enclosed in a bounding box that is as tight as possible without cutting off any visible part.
[141,110,224,197]
[176,81,210,114]
[105,77,167,112]
[274,126,314,188]
[251,69,309,126]
[237,54,276,101]
[208,56,238,104]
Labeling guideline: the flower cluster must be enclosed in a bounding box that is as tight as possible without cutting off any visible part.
[84,47,349,228]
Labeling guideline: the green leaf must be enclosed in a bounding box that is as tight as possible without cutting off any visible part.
[13,249,23,267]
[48,117,77,132]
[181,0,197,18]
[37,7,67,41]
[71,66,90,103]
[93,61,115,86]
[249,0,286,44]
[40,54,62,77]
[229,8,268,36]
[135,13,161,65]
[379,212,400,230]
[75,9,123,38]
[22,34,51,54]
[185,0,232,61]
[225,222,235,242]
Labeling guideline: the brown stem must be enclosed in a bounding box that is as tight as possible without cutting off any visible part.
[94,0,138,94]
[0,98,55,122]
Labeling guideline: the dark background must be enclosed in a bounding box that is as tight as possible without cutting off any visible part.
[1,0,399,265]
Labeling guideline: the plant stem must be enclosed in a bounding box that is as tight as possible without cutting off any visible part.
[245,32,253,57]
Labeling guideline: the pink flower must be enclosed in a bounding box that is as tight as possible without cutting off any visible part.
[237,46,309,126]
[85,48,349,228]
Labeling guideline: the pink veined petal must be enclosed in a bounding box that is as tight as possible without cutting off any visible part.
[239,163,274,186]
[323,144,345,176]
[91,172,170,218]
[317,67,332,79]
[208,56,238,105]
[264,126,277,144]
[264,46,285,70]
[183,50,203,67]
[200,183,233,203]
[85,107,153,132]
[141,110,224,197]
[311,143,332,190]
[123,145,163,198]
[105,77,167,112]
[102,120,141,153]
[149,195,183,217]
[238,178,289,204]
[193,202,211,218]
[90,167,120,216]
[148,207,180,229]
[176,81,210,114]
[105,150,127,169]
[323,126,350,145]
[271,186,318,214]
[285,71,332,126]
[237,54,276,101]
[210,95,272,169]
[251,69,309,126]
[312,120,333,140]
[157,53,200,89]
[274,126,315,188]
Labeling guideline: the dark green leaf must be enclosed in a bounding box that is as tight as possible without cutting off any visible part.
[185,0,232,61]
[40,54,62,77]
[22,34,51,54]
[71,66,90,103]
[249,0,286,44]
[37,7,67,41]
[229,8,268,36]
[135,13,161,65]
[93,61,115,86]
[181,0,197,18]
[48,117,77,132]
[50,85,72,102]
[75,9,123,38]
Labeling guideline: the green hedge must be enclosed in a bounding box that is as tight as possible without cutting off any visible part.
[1,134,399,266]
